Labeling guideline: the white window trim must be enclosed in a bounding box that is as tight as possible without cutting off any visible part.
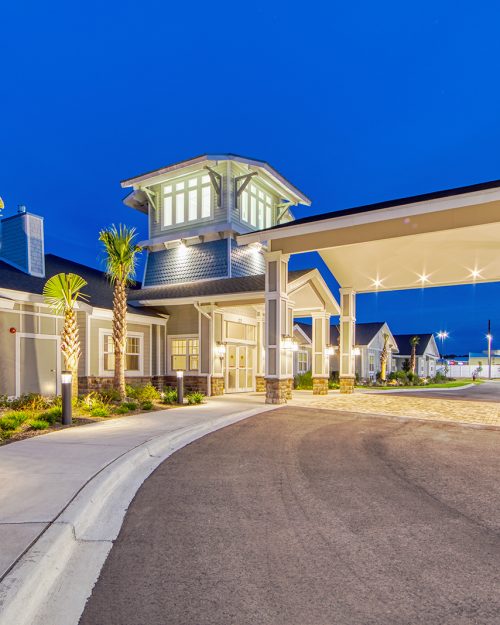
[161,171,213,229]
[297,349,309,374]
[240,182,274,229]
[167,334,199,375]
[98,329,144,377]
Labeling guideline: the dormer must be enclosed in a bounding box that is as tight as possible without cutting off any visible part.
[121,154,311,247]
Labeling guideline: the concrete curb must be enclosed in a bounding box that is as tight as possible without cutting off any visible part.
[0,405,276,625]
[359,383,475,394]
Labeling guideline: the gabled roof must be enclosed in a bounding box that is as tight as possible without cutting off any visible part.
[393,334,435,356]
[128,269,312,302]
[0,254,162,317]
[120,153,311,206]
[330,322,387,346]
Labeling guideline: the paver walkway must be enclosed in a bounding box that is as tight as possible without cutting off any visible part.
[289,389,500,426]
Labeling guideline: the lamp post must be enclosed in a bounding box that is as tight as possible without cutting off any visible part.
[176,370,184,405]
[486,320,493,380]
[61,370,72,425]
[436,330,449,357]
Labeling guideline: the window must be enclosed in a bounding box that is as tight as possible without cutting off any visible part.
[226,321,256,342]
[297,351,308,374]
[162,173,212,227]
[240,183,274,229]
[171,338,199,371]
[369,353,375,373]
[101,331,143,376]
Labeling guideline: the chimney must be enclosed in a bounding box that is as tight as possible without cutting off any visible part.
[0,206,45,277]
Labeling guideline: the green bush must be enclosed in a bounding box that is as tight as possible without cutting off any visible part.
[90,407,110,417]
[162,387,178,404]
[0,411,30,432]
[122,401,138,411]
[126,383,160,402]
[38,406,62,424]
[113,405,130,415]
[10,393,51,411]
[29,419,50,430]
[79,392,111,413]
[140,400,154,410]
[294,371,313,390]
[99,388,121,402]
[328,379,339,390]
[186,392,204,405]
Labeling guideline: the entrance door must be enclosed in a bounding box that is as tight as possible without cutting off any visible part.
[226,345,254,393]
[18,335,59,396]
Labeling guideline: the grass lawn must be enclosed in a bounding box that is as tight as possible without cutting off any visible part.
[362,379,484,391]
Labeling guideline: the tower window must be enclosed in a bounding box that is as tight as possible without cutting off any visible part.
[162,173,212,227]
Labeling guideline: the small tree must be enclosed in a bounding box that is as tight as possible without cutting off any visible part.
[43,273,88,396]
[99,225,142,400]
[410,336,420,374]
[380,332,389,382]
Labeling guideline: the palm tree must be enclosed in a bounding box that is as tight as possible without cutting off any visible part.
[99,225,142,399]
[410,336,420,374]
[43,273,88,396]
[380,332,389,382]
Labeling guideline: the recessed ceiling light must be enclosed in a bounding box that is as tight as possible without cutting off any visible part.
[372,278,383,288]
[470,269,482,279]
[418,273,430,284]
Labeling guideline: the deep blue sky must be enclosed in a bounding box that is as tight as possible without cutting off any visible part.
[2,0,499,354]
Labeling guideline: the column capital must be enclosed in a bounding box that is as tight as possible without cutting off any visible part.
[264,250,290,263]
[311,311,331,320]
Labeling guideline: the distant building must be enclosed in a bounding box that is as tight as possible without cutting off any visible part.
[392,334,439,377]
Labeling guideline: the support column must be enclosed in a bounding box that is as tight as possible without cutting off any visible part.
[210,307,225,396]
[255,310,266,392]
[265,251,293,404]
[339,287,356,394]
[312,312,331,394]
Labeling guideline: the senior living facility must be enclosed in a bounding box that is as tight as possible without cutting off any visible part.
[0,155,339,398]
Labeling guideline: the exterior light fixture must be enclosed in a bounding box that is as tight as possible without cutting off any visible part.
[325,345,336,356]
[352,347,361,356]
[176,369,184,404]
[418,273,430,285]
[281,335,295,350]
[470,269,482,280]
[371,278,383,289]
[214,342,225,359]
[61,370,72,425]
[436,331,449,357]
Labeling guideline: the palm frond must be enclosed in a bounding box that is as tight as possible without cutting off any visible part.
[99,224,142,285]
[43,273,88,315]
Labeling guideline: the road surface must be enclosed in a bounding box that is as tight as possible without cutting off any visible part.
[80,407,500,625]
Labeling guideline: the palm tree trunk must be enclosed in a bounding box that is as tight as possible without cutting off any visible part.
[61,308,81,397]
[113,278,127,400]
[410,349,416,374]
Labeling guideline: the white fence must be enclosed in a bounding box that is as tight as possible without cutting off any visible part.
[438,363,500,378]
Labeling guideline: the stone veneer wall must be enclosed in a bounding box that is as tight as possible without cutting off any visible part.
[79,375,210,395]
[255,376,266,392]
[339,376,355,394]
[265,377,293,404]
[312,377,329,395]
[78,376,151,394]
[210,376,224,396]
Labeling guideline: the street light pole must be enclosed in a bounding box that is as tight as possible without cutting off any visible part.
[487,320,492,380]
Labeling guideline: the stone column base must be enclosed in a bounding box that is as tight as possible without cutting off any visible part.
[255,375,266,393]
[339,376,355,394]
[265,378,292,404]
[210,376,224,396]
[313,377,329,395]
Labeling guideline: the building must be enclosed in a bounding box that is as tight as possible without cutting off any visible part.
[292,321,398,381]
[468,351,500,378]
[0,154,339,397]
[392,334,439,377]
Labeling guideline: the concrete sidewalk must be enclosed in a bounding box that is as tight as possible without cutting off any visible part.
[0,394,267,585]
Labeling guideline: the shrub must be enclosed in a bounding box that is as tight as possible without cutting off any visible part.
[126,383,160,402]
[113,405,130,415]
[29,419,50,430]
[0,411,30,431]
[99,388,121,402]
[90,407,110,417]
[10,393,51,411]
[0,395,10,408]
[328,379,339,390]
[294,371,313,390]
[79,392,111,413]
[140,400,154,410]
[38,406,62,424]
[122,401,138,411]
[186,392,204,405]
[162,387,178,405]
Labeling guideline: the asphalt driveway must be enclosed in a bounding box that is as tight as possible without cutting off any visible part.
[80,407,500,625]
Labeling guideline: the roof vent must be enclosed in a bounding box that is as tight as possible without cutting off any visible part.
[17,204,27,214]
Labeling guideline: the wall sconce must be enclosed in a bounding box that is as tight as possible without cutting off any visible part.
[281,335,296,351]
[352,347,361,356]
[214,342,226,359]
[325,345,337,356]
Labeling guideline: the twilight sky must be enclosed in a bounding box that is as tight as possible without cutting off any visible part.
[1,0,499,354]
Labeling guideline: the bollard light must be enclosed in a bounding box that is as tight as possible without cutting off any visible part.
[61,370,72,425]
[176,369,184,405]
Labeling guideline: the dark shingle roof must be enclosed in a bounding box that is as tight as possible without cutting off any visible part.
[0,254,161,317]
[128,269,313,302]
[393,334,433,356]
[295,321,387,346]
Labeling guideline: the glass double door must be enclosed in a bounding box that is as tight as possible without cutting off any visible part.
[226,344,254,393]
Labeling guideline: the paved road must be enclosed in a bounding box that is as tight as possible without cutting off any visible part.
[80,407,500,625]
[383,379,500,402]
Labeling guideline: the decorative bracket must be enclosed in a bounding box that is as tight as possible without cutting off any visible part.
[276,201,294,224]
[234,171,258,207]
[204,166,222,207]
[141,187,159,223]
